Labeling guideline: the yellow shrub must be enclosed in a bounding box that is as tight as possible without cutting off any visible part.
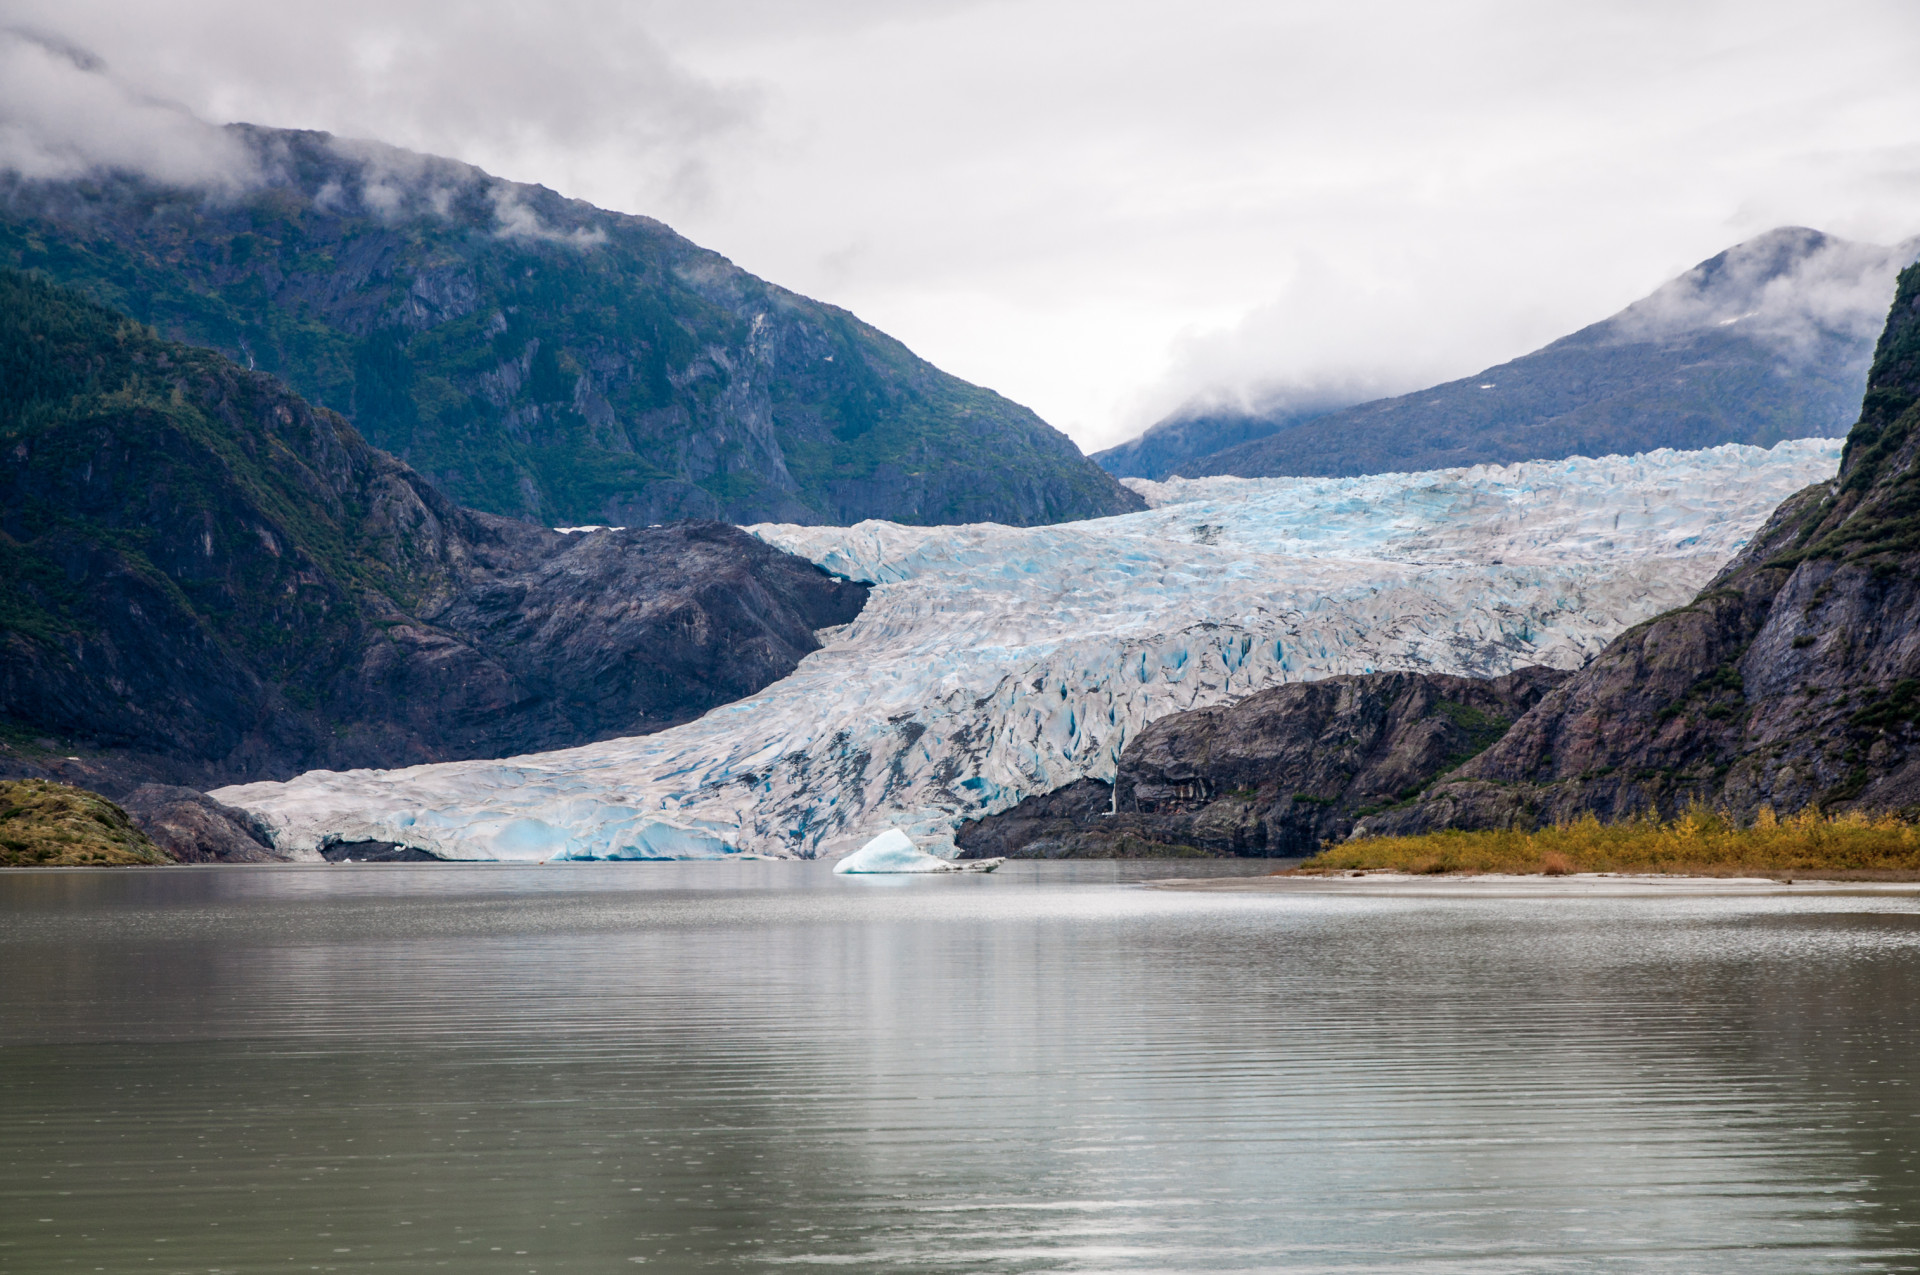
[1300,805,1920,876]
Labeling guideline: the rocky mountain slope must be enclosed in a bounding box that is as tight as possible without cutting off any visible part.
[1356,263,1920,833]
[0,269,867,801]
[1104,228,1916,481]
[0,125,1141,527]
[954,668,1566,858]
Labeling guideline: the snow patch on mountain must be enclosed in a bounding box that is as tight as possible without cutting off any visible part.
[214,440,1843,861]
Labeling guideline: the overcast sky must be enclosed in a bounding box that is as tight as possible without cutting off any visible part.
[7,0,1920,450]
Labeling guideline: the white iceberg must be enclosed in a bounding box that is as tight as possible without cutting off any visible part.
[213,439,1844,862]
[832,828,1002,873]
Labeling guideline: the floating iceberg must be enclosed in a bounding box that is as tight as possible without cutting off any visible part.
[833,828,1002,873]
[214,440,1843,862]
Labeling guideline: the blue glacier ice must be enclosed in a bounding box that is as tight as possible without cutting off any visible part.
[832,828,1001,873]
[213,440,1844,862]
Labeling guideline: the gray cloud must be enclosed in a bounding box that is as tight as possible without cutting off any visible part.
[1609,228,1920,362]
[0,27,261,187]
[0,0,755,211]
[4,1,1920,449]
[0,34,637,248]
[487,185,609,247]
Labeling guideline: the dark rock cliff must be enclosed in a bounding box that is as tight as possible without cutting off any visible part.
[0,126,1143,528]
[0,270,868,820]
[955,668,1566,858]
[1357,263,1920,835]
[117,786,283,863]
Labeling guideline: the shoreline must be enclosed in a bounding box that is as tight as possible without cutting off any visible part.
[1150,870,1920,894]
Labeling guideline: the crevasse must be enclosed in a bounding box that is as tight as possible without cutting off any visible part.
[214,440,1843,861]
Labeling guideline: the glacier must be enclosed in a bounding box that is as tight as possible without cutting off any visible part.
[213,440,1843,862]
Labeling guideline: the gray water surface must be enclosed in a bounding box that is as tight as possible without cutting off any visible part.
[3,861,1919,1272]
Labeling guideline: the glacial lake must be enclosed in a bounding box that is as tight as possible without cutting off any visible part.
[3,862,1919,1273]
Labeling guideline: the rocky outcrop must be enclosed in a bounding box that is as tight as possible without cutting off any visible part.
[117,786,286,863]
[0,270,868,800]
[319,840,445,863]
[0,126,1143,528]
[1360,263,1920,834]
[955,668,1566,858]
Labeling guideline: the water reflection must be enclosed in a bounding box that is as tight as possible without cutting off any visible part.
[2,864,1917,1271]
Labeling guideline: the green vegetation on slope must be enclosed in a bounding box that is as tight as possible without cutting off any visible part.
[1766,265,1920,569]
[0,266,423,684]
[0,128,1140,527]
[1,267,872,785]
[0,779,169,866]
[0,263,479,771]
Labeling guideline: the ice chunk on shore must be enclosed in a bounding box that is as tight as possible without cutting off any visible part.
[214,439,1844,862]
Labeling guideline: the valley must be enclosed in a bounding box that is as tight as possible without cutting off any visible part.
[9,13,1920,1274]
[211,439,1841,860]
[1,142,1914,869]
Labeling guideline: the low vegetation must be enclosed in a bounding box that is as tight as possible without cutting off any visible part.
[1296,807,1920,878]
[0,779,170,866]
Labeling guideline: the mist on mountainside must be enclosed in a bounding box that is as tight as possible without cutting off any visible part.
[0,30,1141,529]
[1103,227,1920,481]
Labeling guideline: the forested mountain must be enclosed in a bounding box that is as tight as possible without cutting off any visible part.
[1103,228,1918,481]
[0,269,866,795]
[0,126,1142,527]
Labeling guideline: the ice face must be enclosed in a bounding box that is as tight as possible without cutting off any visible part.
[832,828,955,873]
[213,440,1843,861]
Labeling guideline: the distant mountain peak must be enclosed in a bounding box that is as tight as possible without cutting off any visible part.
[1597,226,1919,357]
[1102,226,1919,483]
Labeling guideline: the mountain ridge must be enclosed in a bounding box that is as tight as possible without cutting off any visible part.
[0,124,1144,528]
[1101,227,1918,481]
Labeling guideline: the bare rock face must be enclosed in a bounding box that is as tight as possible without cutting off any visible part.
[118,786,286,863]
[314,517,871,767]
[955,668,1567,858]
[1361,263,1920,834]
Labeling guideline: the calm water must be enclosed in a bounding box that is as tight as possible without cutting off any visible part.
[3,862,1919,1273]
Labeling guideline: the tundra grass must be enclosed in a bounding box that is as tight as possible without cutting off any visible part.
[0,778,169,866]
[1296,807,1920,878]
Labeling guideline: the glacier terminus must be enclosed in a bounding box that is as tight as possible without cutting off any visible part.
[213,440,1844,861]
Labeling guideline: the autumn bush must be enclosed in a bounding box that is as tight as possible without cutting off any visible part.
[1297,806,1920,877]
